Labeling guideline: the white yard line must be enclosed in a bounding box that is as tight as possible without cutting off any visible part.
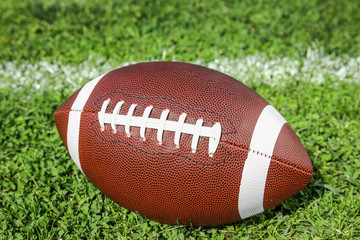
[0,48,359,93]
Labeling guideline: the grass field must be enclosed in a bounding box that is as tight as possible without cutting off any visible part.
[1,0,359,239]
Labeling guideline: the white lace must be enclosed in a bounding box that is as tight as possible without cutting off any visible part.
[98,99,222,156]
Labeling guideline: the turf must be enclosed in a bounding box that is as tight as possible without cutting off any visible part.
[1,0,360,63]
[1,0,360,239]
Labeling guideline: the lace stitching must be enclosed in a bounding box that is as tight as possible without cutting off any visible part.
[98,99,221,156]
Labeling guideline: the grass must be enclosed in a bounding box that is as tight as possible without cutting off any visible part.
[1,0,360,239]
[1,0,360,63]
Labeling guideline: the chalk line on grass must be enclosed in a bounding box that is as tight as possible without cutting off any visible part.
[0,48,359,93]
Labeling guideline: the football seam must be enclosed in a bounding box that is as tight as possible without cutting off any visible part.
[269,158,314,177]
[221,140,312,176]
[56,108,311,175]
[89,116,233,167]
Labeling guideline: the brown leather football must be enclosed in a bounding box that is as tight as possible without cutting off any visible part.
[54,62,313,226]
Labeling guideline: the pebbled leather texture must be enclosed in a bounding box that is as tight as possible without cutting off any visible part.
[54,62,313,226]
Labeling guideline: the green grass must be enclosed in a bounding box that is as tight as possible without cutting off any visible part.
[1,0,360,239]
[1,0,360,64]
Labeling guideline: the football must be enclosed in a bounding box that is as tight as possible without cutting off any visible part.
[54,62,313,226]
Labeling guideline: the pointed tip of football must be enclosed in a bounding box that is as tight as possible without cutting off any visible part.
[274,123,313,174]
[263,123,313,210]
[54,89,81,149]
